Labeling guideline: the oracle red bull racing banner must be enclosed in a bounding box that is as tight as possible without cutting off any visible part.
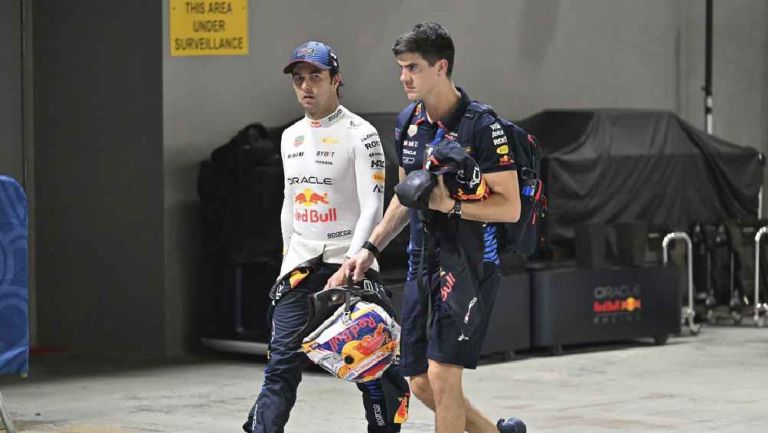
[301,301,400,383]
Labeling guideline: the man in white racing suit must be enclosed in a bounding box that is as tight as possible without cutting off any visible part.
[243,41,410,433]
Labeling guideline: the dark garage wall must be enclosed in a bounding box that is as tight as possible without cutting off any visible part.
[0,0,23,182]
[34,0,166,356]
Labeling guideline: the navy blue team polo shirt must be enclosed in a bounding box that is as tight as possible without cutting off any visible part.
[395,88,518,280]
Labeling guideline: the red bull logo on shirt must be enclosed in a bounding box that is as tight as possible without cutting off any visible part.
[295,188,329,206]
[294,188,337,223]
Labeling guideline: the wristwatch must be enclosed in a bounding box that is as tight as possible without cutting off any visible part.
[361,241,380,258]
[449,200,462,217]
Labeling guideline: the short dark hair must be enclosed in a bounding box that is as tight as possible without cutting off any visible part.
[392,22,455,77]
[330,69,343,97]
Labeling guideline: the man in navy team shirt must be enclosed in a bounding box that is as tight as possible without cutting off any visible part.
[347,22,528,433]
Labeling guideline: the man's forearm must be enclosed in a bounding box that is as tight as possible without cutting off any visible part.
[369,196,410,251]
[430,171,521,224]
[456,192,520,223]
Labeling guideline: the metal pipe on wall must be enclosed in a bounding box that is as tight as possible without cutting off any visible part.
[704,0,713,134]
[752,226,767,327]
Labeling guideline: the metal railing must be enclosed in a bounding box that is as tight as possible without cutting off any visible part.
[752,226,768,327]
[662,232,700,334]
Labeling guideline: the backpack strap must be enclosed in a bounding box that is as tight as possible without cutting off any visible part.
[394,101,420,146]
[457,101,496,148]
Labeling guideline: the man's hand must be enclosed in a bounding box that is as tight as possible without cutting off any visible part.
[428,175,455,213]
[324,261,352,289]
[346,249,376,282]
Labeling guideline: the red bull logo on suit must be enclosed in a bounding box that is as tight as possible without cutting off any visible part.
[294,188,337,223]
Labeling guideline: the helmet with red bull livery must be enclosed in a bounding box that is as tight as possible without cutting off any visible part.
[291,281,401,382]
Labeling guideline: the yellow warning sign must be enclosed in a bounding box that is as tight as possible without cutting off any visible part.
[170,0,249,56]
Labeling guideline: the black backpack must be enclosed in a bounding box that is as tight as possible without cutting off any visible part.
[395,101,546,255]
[198,122,283,263]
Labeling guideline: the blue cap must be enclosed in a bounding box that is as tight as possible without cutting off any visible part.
[283,41,340,74]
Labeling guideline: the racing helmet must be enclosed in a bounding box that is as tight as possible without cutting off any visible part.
[290,280,401,383]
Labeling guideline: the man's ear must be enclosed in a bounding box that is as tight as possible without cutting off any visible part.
[437,59,449,77]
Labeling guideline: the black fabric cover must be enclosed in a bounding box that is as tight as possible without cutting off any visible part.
[198,120,295,263]
[517,109,764,242]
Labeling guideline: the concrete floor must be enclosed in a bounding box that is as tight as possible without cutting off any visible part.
[1,326,767,433]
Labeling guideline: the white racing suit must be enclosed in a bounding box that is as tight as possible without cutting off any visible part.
[246,106,410,433]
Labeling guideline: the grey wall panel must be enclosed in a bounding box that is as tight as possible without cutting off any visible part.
[34,0,165,356]
[163,0,688,131]
[710,0,768,151]
[0,0,23,182]
[679,0,768,206]
[680,0,768,148]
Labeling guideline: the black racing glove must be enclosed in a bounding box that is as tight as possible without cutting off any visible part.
[425,140,488,201]
[394,169,437,211]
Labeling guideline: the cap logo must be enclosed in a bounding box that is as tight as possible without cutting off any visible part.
[297,47,316,56]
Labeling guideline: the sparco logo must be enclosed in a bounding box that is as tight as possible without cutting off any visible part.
[373,404,385,426]
[287,176,333,185]
[327,230,352,239]
[328,108,343,122]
